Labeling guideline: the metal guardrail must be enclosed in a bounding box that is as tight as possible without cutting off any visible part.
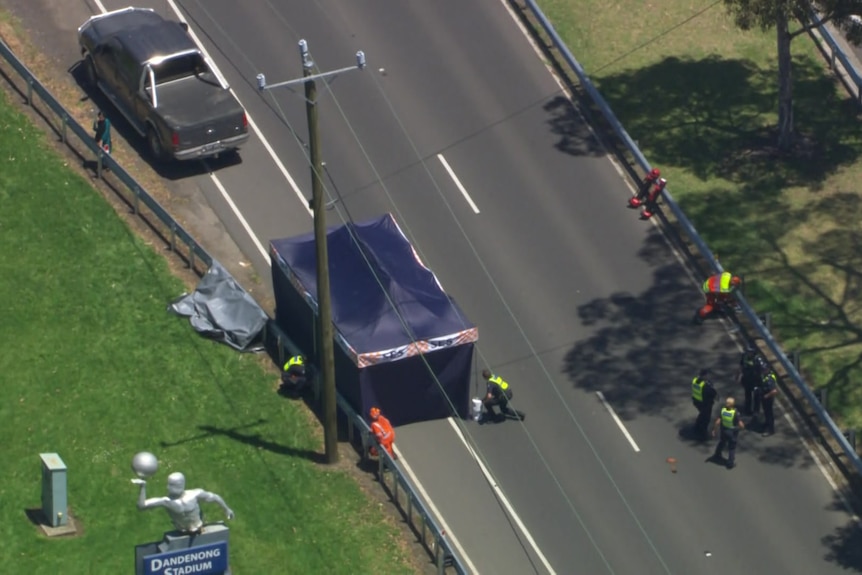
[523,0,862,476]
[0,40,212,276]
[0,39,212,273]
[264,321,465,574]
[0,36,464,574]
[809,9,862,104]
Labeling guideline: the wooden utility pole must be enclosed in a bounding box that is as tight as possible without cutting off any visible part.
[256,41,366,465]
[302,43,338,464]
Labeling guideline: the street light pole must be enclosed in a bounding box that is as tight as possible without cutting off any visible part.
[257,41,366,465]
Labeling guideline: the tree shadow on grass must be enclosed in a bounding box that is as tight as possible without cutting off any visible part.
[160,419,326,463]
[594,55,861,187]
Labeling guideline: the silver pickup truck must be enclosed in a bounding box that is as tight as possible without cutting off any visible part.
[78,7,249,162]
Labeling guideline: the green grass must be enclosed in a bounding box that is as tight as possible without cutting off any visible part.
[0,91,414,573]
[540,0,862,428]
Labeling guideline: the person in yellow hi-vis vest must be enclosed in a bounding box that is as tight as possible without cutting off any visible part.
[480,369,525,424]
[712,397,745,469]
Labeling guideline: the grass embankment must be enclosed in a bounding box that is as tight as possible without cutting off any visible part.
[542,0,862,428]
[0,89,413,573]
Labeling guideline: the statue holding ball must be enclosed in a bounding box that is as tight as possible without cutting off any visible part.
[130,452,234,533]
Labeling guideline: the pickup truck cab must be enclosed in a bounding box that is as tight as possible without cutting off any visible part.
[78,7,249,162]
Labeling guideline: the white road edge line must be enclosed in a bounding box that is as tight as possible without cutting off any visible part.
[595,392,641,453]
[208,173,270,264]
[391,444,479,575]
[163,0,312,217]
[437,154,480,214]
[92,0,107,14]
[447,417,557,575]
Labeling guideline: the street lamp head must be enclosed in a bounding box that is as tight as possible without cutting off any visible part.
[256,73,266,91]
[356,51,366,70]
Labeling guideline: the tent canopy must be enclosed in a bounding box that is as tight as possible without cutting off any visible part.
[270,214,477,368]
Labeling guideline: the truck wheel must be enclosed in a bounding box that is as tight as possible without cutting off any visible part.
[147,127,164,161]
[84,55,98,87]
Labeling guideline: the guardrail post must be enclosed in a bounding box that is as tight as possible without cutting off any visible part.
[360,429,369,462]
[189,244,196,271]
[347,418,354,444]
[818,387,828,409]
[791,350,800,371]
[26,77,32,106]
[760,312,772,332]
[132,186,140,215]
[169,222,177,253]
[845,429,857,452]
[830,48,836,70]
[407,491,413,526]
[60,113,67,144]
[435,534,443,574]
[96,149,103,179]
[393,468,399,502]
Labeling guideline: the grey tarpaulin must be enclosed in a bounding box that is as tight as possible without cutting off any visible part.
[169,260,267,351]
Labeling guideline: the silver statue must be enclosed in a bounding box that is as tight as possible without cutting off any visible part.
[131,472,235,533]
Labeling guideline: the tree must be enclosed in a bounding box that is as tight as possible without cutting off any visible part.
[722,0,862,151]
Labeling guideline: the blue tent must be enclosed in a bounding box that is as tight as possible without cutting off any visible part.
[270,214,477,426]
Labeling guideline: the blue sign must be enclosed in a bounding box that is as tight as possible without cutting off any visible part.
[144,542,228,575]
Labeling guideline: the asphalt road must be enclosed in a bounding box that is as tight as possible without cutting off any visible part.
[8,0,862,573]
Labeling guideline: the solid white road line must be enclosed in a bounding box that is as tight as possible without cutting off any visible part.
[208,172,270,264]
[437,154,480,214]
[93,0,108,14]
[596,391,641,453]
[391,444,479,574]
[447,417,557,575]
[163,0,312,217]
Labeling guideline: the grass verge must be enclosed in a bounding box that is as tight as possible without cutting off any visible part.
[540,0,862,429]
[0,85,414,573]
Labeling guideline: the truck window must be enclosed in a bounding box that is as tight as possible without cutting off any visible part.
[151,53,208,85]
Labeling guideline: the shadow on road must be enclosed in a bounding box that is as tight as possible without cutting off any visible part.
[562,226,823,470]
[543,94,605,157]
[822,492,862,572]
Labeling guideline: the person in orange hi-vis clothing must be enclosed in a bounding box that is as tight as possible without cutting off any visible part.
[696,271,742,323]
[369,407,397,460]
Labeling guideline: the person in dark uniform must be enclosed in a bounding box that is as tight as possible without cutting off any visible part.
[691,369,718,439]
[758,361,779,437]
[481,369,525,423]
[737,347,760,415]
[712,397,745,469]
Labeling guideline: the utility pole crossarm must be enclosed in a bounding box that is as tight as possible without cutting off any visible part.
[255,41,366,92]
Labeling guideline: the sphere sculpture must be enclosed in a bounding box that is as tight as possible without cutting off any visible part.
[131,452,159,479]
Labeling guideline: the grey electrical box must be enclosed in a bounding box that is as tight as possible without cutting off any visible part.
[40,453,67,527]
